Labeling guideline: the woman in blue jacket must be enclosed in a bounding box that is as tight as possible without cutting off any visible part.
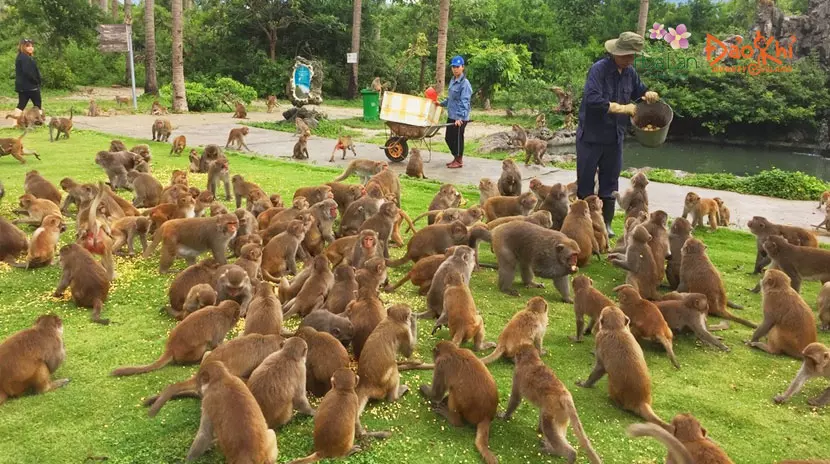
[440,55,472,169]
[12,38,42,120]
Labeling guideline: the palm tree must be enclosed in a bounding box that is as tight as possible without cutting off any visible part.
[435,0,450,92]
[98,0,107,12]
[144,0,158,94]
[348,0,362,99]
[171,0,188,112]
[124,0,133,86]
[111,0,118,20]
[637,0,649,37]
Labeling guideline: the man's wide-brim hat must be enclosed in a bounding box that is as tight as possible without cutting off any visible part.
[605,32,647,56]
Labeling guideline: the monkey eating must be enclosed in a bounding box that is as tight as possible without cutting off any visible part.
[53,244,112,325]
[747,269,817,359]
[0,315,68,405]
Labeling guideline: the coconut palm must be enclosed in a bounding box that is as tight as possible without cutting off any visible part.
[171,0,188,112]
[144,0,158,94]
[435,0,450,92]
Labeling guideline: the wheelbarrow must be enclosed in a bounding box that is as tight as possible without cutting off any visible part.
[381,121,455,163]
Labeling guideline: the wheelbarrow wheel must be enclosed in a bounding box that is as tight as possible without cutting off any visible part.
[384,137,409,163]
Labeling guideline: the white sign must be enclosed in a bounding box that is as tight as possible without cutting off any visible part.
[346,52,358,64]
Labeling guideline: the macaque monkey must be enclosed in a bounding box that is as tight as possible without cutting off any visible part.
[282,255,334,318]
[666,217,692,290]
[748,216,817,274]
[143,214,239,273]
[13,214,65,268]
[561,199,599,266]
[657,292,730,351]
[479,178,499,205]
[207,156,232,201]
[87,99,100,117]
[682,192,720,230]
[261,219,308,280]
[53,243,112,324]
[111,216,151,256]
[110,140,127,152]
[293,131,311,160]
[0,315,68,405]
[747,269,817,359]
[266,95,277,113]
[538,183,570,230]
[713,197,730,226]
[225,127,251,151]
[330,134,358,162]
[817,282,830,331]
[761,235,830,293]
[483,192,538,222]
[332,159,387,184]
[295,117,310,137]
[127,171,163,207]
[0,218,28,264]
[48,108,73,142]
[295,327,351,397]
[584,195,609,252]
[232,101,248,119]
[151,100,168,115]
[0,130,40,164]
[479,296,548,364]
[774,342,830,406]
[170,135,186,155]
[609,225,660,300]
[613,171,649,220]
[436,271,495,351]
[24,170,62,205]
[13,194,61,225]
[512,124,548,166]
[247,337,315,428]
[115,95,130,106]
[628,414,734,464]
[406,148,427,179]
[151,118,172,142]
[387,221,469,268]
[615,284,680,368]
[498,159,522,196]
[571,275,614,342]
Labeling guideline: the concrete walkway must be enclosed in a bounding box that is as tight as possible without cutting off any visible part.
[68,110,828,238]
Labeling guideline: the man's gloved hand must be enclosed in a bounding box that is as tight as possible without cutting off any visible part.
[608,102,637,116]
[644,91,660,104]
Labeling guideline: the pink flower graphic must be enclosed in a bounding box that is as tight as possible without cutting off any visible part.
[649,23,666,40]
[664,24,691,49]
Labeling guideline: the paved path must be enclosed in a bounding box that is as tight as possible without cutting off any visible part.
[65,110,828,239]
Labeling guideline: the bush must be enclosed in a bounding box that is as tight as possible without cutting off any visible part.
[38,59,76,90]
[501,77,560,115]
[248,56,292,98]
[212,77,257,105]
[160,82,220,112]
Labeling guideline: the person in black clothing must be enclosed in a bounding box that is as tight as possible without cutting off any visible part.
[12,38,42,119]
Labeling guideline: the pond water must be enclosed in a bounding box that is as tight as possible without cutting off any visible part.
[552,141,830,180]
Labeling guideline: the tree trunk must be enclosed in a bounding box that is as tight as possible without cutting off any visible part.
[637,0,649,37]
[171,0,188,112]
[124,0,133,86]
[348,0,362,99]
[419,56,426,91]
[144,0,158,94]
[267,30,277,61]
[435,0,450,93]
[99,0,107,11]
[111,0,118,20]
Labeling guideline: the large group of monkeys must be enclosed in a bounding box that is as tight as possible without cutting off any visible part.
[2,118,830,464]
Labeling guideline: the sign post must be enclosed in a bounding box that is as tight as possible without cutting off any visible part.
[97,24,137,110]
[126,24,137,110]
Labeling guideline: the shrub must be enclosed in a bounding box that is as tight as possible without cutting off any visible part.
[212,77,257,105]
[160,82,220,112]
[39,59,76,90]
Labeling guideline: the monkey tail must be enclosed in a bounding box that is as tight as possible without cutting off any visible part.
[474,420,498,464]
[286,452,322,464]
[477,262,499,270]
[627,423,693,464]
[478,346,504,365]
[386,255,410,268]
[399,210,417,234]
[332,167,353,182]
[411,210,438,224]
[384,275,411,293]
[111,352,173,376]
[726,300,744,309]
[146,377,199,417]
[143,230,161,258]
[719,311,758,329]
[69,107,73,121]
[562,398,602,464]
[261,268,282,283]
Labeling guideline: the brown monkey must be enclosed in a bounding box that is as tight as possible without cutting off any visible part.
[247,338,315,428]
[146,196,196,231]
[180,284,218,319]
[325,265,358,314]
[438,271,495,351]
[110,140,127,152]
[387,221,468,267]
[774,342,830,406]
[682,192,719,230]
[608,225,660,300]
[348,230,381,269]
[479,178,499,205]
[170,134,186,155]
[244,281,283,336]
[538,183,570,230]
[127,171,163,207]
[186,361,278,463]
[248,190,275,218]
[6,106,43,128]
[613,171,649,220]
[324,235,359,267]
[406,148,427,178]
[571,275,614,342]
[656,292,730,351]
[713,197,730,226]
[295,199,338,257]
[13,194,61,226]
[338,185,385,236]
[299,309,355,347]
[210,202,229,216]
[266,95,277,113]
[58,178,95,214]
[225,127,251,151]
[0,315,68,405]
[261,219,308,281]
[642,210,671,282]
[232,101,248,119]
[24,170,61,205]
[512,124,548,166]
[576,306,670,430]
[345,269,387,358]
[295,117,310,136]
[266,196,310,230]
[94,150,142,190]
[666,217,692,290]
[233,241,262,281]
[150,100,168,115]
[111,216,151,256]
[325,182,365,216]
[483,210,553,230]
[366,166,401,206]
[52,244,111,324]
[500,344,602,464]
[48,108,73,142]
[420,341,499,464]
[283,255,334,318]
[384,247,455,294]
[817,282,830,331]
[584,195,609,252]
[0,218,28,264]
[115,95,130,106]
[329,134,358,162]
[483,192,537,222]
[144,213,238,273]
[14,214,65,268]
[207,156,231,201]
[414,184,463,225]
[0,130,39,164]
[479,296,548,364]
[489,222,580,301]
[528,177,553,206]
[193,190,214,217]
[165,259,224,319]
[332,159,387,184]
[748,216,818,274]
[359,201,398,258]
[293,185,333,206]
[270,194,283,207]
[151,118,172,142]
[215,265,253,315]
[498,159,522,196]
[628,414,734,464]
[111,300,241,376]
[761,235,830,293]
[417,245,476,321]
[160,182,189,205]
[295,327,351,397]
[748,269,817,359]
[130,144,152,163]
[560,199,599,266]
[615,284,680,368]
[87,99,100,117]
[293,131,311,159]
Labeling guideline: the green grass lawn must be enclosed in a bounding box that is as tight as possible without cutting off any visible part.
[0,127,829,463]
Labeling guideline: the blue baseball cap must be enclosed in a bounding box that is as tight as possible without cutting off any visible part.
[450,55,465,67]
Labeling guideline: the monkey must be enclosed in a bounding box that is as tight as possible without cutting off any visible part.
[346,229,380,269]
[127,171,163,207]
[170,134,186,155]
[682,192,719,230]
[500,344,602,464]
[0,218,28,264]
[296,199,339,257]
[748,216,818,274]
[773,342,830,406]
[146,196,196,231]
[627,413,734,464]
[283,255,335,319]
[479,178,499,205]
[483,192,538,222]
[287,368,390,464]
[325,182,365,217]
[266,95,277,113]
[48,108,73,142]
[194,144,224,173]
[666,217,692,290]
[6,106,43,129]
[143,213,239,273]
[655,292,730,351]
[576,306,671,430]
[512,124,548,166]
[324,235,359,268]
[225,127,252,151]
[130,144,152,163]
[232,101,248,119]
[329,134,359,162]
[813,203,830,232]
[261,219,308,281]
[437,271,495,351]
[560,199,599,266]
[247,337,315,428]
[242,281,283,337]
[528,178,553,206]
[193,190,214,217]
[358,201,398,259]
[608,225,661,300]
[474,295,549,365]
[185,360,278,463]
[388,221,469,268]
[179,284,218,319]
[143,333,282,417]
[12,214,65,269]
[0,130,40,164]
[414,184,463,225]
[110,140,127,152]
[325,265,358,314]
[293,185,333,206]
[12,194,62,226]
[161,183,189,206]
[165,259,224,319]
[614,284,680,368]
[270,194,284,208]
[111,300,241,376]
[24,170,62,206]
[613,171,649,220]
[366,166,401,207]
[295,117,310,136]
[150,100,168,115]
[207,156,232,201]
[712,197,730,227]
[216,265,254,316]
[233,241,262,281]
[266,197,309,229]
[293,131,311,159]
[641,210,671,282]
[570,275,614,342]
[110,216,151,256]
[483,210,554,230]
[95,150,143,190]
[419,341,499,464]
[817,283,830,331]
[231,174,265,210]
[498,159,522,196]
[405,147,427,178]
[413,246,476,323]
[678,238,756,328]
[332,159,387,184]
[336,184,384,237]
[151,118,172,142]
[115,95,130,106]
[58,178,95,214]
[52,243,111,325]
[761,235,830,293]
[488,222,580,301]
[189,149,202,173]
[747,269,817,359]
[87,99,100,117]
[210,202,229,216]
[344,269,388,358]
[295,327,351,397]
[299,309,355,346]
[582,195,609,253]
[612,213,649,255]
[538,183,570,230]
[0,315,68,405]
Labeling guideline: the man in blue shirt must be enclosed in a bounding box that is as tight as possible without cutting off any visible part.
[440,55,473,169]
[577,32,659,237]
